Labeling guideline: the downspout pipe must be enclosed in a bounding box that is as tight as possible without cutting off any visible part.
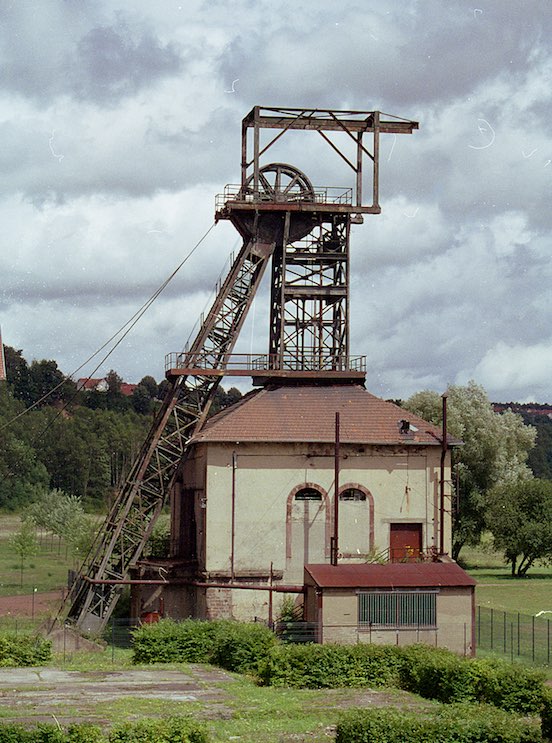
[331,411,340,566]
[440,394,448,556]
[231,451,237,580]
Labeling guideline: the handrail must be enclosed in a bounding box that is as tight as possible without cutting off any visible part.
[165,351,366,374]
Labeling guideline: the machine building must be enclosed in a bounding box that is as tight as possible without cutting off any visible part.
[68,107,475,654]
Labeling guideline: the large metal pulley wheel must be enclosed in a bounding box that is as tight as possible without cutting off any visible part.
[243,163,315,203]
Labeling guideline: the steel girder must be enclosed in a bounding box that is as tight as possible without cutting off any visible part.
[269,216,350,370]
[65,235,275,633]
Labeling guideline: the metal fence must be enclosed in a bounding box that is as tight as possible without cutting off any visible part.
[477,605,552,666]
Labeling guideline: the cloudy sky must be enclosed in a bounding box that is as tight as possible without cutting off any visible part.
[1,0,551,403]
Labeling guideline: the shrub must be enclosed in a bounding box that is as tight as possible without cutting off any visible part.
[132,618,276,673]
[397,644,479,703]
[108,716,208,742]
[0,634,51,667]
[132,619,218,664]
[541,687,552,740]
[258,643,402,688]
[210,620,277,673]
[0,719,208,743]
[66,723,105,743]
[336,704,542,743]
[472,658,546,714]
[0,724,65,742]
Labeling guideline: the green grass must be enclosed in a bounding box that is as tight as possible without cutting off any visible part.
[0,514,72,597]
[462,539,552,616]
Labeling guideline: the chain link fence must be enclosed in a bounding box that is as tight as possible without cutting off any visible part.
[477,605,552,666]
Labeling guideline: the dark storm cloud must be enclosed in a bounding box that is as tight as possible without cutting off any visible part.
[0,4,183,104]
[218,0,550,109]
[70,22,183,103]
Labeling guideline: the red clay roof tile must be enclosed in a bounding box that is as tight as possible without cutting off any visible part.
[193,384,458,446]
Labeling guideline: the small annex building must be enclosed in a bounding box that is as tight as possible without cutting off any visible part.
[304,562,476,655]
[132,381,472,657]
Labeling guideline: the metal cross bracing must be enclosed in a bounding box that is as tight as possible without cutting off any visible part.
[65,235,276,632]
[269,215,349,370]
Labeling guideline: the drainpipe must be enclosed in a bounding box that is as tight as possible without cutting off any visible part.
[440,394,448,556]
[331,412,340,566]
[231,451,237,580]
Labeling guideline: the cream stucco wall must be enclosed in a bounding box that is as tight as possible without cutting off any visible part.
[308,586,474,655]
[200,441,451,585]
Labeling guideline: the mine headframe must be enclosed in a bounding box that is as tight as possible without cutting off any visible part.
[63,106,417,634]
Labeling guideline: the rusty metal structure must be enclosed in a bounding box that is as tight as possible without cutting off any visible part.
[65,106,417,633]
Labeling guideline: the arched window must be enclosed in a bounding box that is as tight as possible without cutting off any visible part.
[337,483,374,557]
[339,487,366,502]
[295,488,322,501]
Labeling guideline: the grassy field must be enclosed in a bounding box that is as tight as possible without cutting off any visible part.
[462,539,552,616]
[0,514,73,597]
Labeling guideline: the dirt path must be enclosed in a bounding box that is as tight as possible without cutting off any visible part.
[0,591,63,617]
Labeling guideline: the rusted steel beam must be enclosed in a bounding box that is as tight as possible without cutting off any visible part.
[247,115,418,134]
[243,106,419,134]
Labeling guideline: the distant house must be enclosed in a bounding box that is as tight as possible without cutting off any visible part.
[76,378,138,396]
[120,383,138,397]
[76,378,109,393]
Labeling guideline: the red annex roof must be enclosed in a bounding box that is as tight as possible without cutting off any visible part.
[305,562,476,589]
[193,384,458,446]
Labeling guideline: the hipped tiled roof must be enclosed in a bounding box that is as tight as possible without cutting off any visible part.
[305,562,476,588]
[193,384,458,446]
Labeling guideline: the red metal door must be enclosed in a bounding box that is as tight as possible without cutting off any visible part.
[389,523,422,562]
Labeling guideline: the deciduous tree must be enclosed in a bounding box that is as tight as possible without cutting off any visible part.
[9,520,39,586]
[486,478,552,576]
[404,382,536,560]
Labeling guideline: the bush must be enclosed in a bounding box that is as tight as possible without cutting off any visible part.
[0,719,208,743]
[397,644,477,702]
[0,724,65,742]
[258,643,402,688]
[132,618,277,673]
[0,634,51,667]
[541,687,552,740]
[67,723,104,743]
[108,717,208,742]
[132,619,217,664]
[209,620,277,673]
[336,704,542,743]
[473,658,546,714]
[260,642,548,717]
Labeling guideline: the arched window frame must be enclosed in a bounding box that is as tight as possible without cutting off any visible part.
[337,482,375,555]
[286,483,331,559]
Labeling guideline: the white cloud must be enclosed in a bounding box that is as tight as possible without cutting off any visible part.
[459,341,552,401]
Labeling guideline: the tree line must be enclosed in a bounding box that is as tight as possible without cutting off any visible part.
[0,345,241,511]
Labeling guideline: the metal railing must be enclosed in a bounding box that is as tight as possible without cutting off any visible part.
[165,351,366,374]
[215,184,353,211]
[477,605,552,666]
